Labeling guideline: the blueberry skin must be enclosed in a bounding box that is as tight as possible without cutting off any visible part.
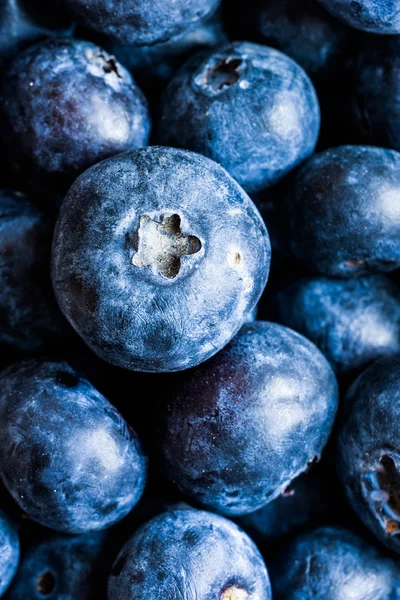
[158,321,338,515]
[270,526,399,599]
[0,0,72,71]
[0,189,67,354]
[267,275,400,378]
[51,147,270,373]
[159,42,320,193]
[0,510,19,597]
[317,0,400,34]
[5,531,109,599]
[59,0,221,46]
[337,355,400,553]
[0,360,147,534]
[351,37,400,151]
[285,146,400,277]
[237,0,350,77]
[1,38,151,191]
[108,509,271,600]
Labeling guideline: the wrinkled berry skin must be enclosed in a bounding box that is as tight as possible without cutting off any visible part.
[108,509,271,600]
[1,39,150,191]
[351,37,400,151]
[235,0,350,77]
[5,531,110,600]
[337,355,400,553]
[317,0,400,34]
[0,189,67,354]
[270,526,399,600]
[267,275,400,378]
[106,13,227,96]
[52,147,270,373]
[285,146,400,277]
[0,360,147,534]
[59,0,221,46]
[158,322,338,515]
[0,0,72,70]
[159,42,320,193]
[0,509,19,597]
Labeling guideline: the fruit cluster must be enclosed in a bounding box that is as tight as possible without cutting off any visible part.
[0,0,400,599]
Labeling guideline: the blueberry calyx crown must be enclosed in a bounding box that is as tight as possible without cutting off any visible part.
[364,454,400,536]
[36,571,56,595]
[131,213,201,278]
[221,586,249,600]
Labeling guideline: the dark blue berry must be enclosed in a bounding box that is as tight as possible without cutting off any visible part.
[159,41,320,193]
[52,147,270,372]
[1,38,151,192]
[108,509,271,600]
[58,0,221,46]
[266,275,400,378]
[317,0,400,34]
[337,355,400,553]
[0,360,147,533]
[270,526,400,599]
[157,321,338,515]
[285,146,400,276]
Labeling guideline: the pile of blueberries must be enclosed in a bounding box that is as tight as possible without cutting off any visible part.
[1,0,400,598]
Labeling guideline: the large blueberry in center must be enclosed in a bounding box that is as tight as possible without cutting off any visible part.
[52,147,270,372]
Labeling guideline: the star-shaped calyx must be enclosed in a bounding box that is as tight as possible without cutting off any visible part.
[131,214,201,278]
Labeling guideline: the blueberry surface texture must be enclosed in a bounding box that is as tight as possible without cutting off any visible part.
[159,41,320,193]
[58,0,221,46]
[317,0,400,33]
[285,145,400,276]
[0,189,67,354]
[0,509,19,597]
[51,147,270,372]
[1,38,151,191]
[108,508,271,600]
[270,526,400,599]
[0,360,147,533]
[158,321,338,515]
[266,275,400,378]
[351,36,400,151]
[337,355,400,553]
[5,531,109,599]
[235,0,350,77]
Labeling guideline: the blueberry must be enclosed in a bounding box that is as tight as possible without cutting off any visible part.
[159,41,320,193]
[337,355,400,553]
[266,275,400,379]
[0,360,147,533]
[5,531,109,599]
[157,321,338,515]
[106,12,227,97]
[231,0,350,77]
[317,0,400,34]
[1,38,151,192]
[51,147,270,372]
[0,509,19,597]
[0,189,68,355]
[350,36,400,151]
[285,146,400,276]
[270,526,399,599]
[0,0,72,70]
[58,0,221,46]
[108,508,271,600]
